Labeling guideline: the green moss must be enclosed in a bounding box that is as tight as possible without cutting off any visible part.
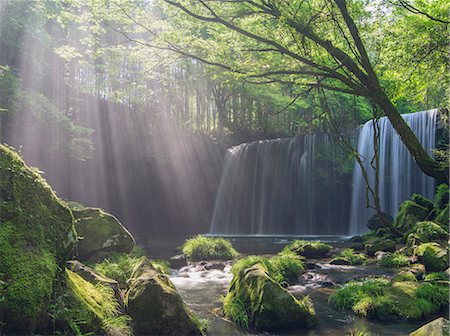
[414,243,449,272]
[182,235,238,261]
[232,252,304,285]
[330,278,448,321]
[223,263,315,331]
[64,269,132,335]
[366,239,396,256]
[283,240,332,258]
[423,272,449,285]
[330,248,367,265]
[379,252,410,268]
[407,221,449,246]
[435,184,449,210]
[411,194,434,213]
[393,200,431,232]
[0,144,75,332]
[435,205,449,226]
[393,271,417,282]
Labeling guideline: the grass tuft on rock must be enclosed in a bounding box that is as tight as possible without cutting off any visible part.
[330,248,367,265]
[283,240,332,258]
[378,252,410,268]
[330,277,449,321]
[182,235,238,261]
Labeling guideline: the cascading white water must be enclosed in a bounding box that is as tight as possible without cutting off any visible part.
[210,135,350,235]
[349,109,438,235]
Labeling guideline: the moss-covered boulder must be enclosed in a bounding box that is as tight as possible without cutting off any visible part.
[72,207,135,261]
[366,239,396,256]
[435,205,449,226]
[330,248,366,265]
[393,271,417,282]
[283,240,332,258]
[125,258,202,335]
[407,221,448,246]
[0,144,76,333]
[223,262,315,331]
[414,243,449,272]
[411,194,435,214]
[410,317,449,336]
[330,278,449,321]
[435,184,449,211]
[394,200,432,233]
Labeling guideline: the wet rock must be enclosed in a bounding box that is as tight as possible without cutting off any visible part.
[169,254,187,269]
[306,262,321,270]
[204,261,227,271]
[223,263,316,331]
[350,242,365,251]
[72,207,135,261]
[409,317,449,336]
[125,258,202,335]
[349,236,363,243]
[329,257,351,265]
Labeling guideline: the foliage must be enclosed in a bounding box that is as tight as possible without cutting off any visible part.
[64,269,132,335]
[231,252,305,285]
[182,235,238,261]
[330,278,449,321]
[379,252,410,268]
[283,240,332,258]
[331,248,367,266]
[414,243,449,272]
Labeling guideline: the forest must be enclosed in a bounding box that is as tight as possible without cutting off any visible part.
[0,0,448,335]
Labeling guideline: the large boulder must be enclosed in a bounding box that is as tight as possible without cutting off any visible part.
[0,145,76,334]
[125,258,202,335]
[394,200,431,233]
[406,221,448,246]
[410,317,449,336]
[411,194,435,214]
[72,207,135,261]
[223,263,316,331]
[414,243,449,272]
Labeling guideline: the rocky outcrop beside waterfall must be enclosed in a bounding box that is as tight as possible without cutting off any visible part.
[0,144,76,334]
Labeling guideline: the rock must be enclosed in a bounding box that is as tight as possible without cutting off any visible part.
[204,261,227,271]
[411,194,434,214]
[329,257,351,265]
[394,200,431,232]
[350,242,365,251]
[367,212,393,231]
[223,263,316,331]
[0,145,76,334]
[414,243,449,272]
[435,184,449,211]
[125,258,202,335]
[284,240,332,258]
[366,239,396,256]
[72,207,135,261]
[306,262,321,270]
[393,271,417,282]
[407,221,448,246]
[409,263,426,280]
[67,260,123,311]
[349,236,363,243]
[410,317,449,336]
[169,254,187,269]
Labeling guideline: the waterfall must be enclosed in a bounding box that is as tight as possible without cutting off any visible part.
[349,109,438,235]
[210,135,351,235]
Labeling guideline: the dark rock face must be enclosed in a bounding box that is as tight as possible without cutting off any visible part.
[125,259,202,335]
[72,207,135,261]
[169,254,188,269]
[367,213,393,231]
[0,145,76,334]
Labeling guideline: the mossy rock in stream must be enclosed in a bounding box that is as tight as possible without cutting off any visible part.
[394,200,432,233]
[406,221,448,246]
[283,240,332,258]
[414,243,449,272]
[366,239,396,256]
[330,278,449,321]
[223,262,316,331]
[72,207,135,261]
[125,257,204,335]
[0,144,76,334]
